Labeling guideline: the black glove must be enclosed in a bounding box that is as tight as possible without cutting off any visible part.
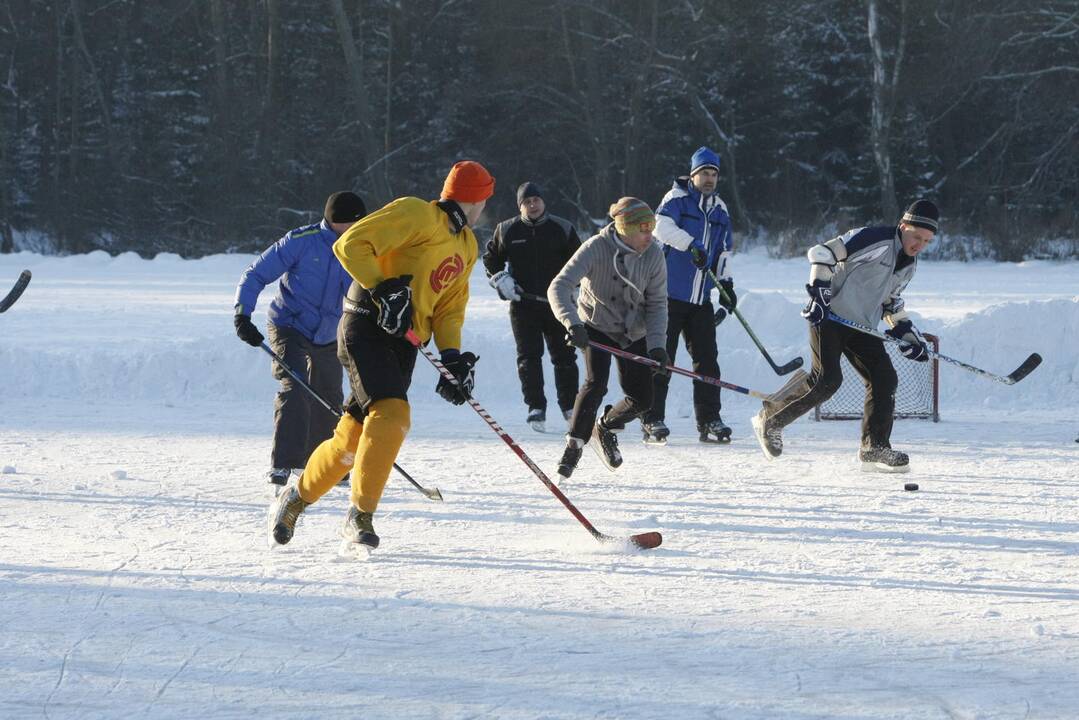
[647,347,671,377]
[717,279,737,312]
[436,350,479,405]
[234,314,265,347]
[801,280,832,326]
[886,320,929,362]
[566,324,589,350]
[689,241,708,270]
[713,307,728,327]
[371,275,413,337]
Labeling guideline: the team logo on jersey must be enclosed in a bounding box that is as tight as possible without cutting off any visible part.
[430,254,464,292]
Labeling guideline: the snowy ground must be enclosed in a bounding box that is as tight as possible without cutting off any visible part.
[1,250,1077,719]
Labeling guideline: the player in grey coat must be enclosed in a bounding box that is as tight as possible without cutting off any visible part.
[751,199,939,473]
[548,197,669,479]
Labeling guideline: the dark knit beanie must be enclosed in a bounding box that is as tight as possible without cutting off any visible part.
[900,199,939,233]
[324,191,367,224]
[517,181,543,207]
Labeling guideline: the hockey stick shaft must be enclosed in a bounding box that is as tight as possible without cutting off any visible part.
[0,270,31,313]
[587,340,772,400]
[703,267,803,375]
[258,342,443,501]
[826,312,1041,385]
[405,329,661,549]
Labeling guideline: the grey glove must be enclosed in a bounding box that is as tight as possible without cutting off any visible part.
[566,324,589,350]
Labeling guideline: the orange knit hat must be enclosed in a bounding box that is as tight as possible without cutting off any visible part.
[441,160,496,203]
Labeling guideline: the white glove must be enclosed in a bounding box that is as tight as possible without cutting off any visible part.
[489,270,521,302]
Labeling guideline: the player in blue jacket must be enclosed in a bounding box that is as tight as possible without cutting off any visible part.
[234,191,366,491]
[640,147,737,444]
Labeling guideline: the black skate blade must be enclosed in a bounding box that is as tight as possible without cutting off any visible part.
[860,461,911,474]
[1005,353,1042,384]
[699,431,732,444]
[642,436,668,446]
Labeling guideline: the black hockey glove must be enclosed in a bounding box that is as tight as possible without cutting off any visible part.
[801,280,832,326]
[647,347,671,377]
[234,313,265,347]
[436,350,479,405]
[371,274,413,337]
[713,307,728,327]
[566,324,589,350]
[886,320,929,362]
[717,278,737,312]
[689,241,708,270]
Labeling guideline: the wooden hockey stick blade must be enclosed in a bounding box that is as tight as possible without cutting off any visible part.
[628,531,663,549]
[1005,353,1042,384]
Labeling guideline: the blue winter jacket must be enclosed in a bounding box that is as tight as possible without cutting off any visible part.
[234,220,353,345]
[653,177,733,305]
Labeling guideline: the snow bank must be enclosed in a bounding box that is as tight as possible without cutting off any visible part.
[1,251,1076,416]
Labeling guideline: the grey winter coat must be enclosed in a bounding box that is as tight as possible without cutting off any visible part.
[548,224,668,350]
[815,225,918,328]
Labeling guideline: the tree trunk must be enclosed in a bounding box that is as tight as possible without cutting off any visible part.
[327,0,392,207]
[867,0,906,222]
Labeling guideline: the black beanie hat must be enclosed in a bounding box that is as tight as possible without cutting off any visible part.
[324,191,367,224]
[516,181,543,207]
[901,199,939,233]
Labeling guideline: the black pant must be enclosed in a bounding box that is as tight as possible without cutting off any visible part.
[642,298,721,425]
[509,299,579,413]
[567,327,654,441]
[766,320,898,448]
[337,308,418,421]
[268,324,343,469]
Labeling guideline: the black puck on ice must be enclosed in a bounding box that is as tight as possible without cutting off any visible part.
[903,482,919,492]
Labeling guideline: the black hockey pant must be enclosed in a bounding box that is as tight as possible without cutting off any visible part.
[642,298,721,425]
[567,326,653,441]
[764,320,898,449]
[509,299,579,413]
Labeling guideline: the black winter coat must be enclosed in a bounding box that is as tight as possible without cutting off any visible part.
[481,213,581,298]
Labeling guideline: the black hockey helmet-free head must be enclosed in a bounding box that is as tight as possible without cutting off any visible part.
[324,191,367,224]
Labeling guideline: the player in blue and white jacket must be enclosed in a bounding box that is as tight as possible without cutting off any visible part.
[751,200,939,472]
[233,191,366,490]
[640,146,737,444]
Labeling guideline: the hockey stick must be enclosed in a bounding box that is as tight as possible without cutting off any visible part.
[703,267,803,375]
[826,312,1042,386]
[588,340,773,400]
[258,341,443,501]
[405,329,662,550]
[0,270,31,313]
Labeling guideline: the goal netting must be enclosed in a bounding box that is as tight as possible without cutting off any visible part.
[815,334,939,422]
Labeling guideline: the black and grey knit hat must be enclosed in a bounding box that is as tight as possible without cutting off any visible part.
[900,199,939,233]
[516,181,543,207]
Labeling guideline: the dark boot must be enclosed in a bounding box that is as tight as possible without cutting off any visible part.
[556,438,585,479]
[698,416,732,444]
[751,409,783,460]
[641,420,670,445]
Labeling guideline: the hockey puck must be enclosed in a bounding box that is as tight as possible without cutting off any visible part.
[903,482,919,492]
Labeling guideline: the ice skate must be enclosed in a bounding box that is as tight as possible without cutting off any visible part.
[556,438,585,480]
[338,505,379,559]
[859,447,910,473]
[267,482,310,547]
[751,410,782,460]
[267,467,291,497]
[698,416,732,444]
[641,420,670,445]
[527,407,546,434]
[590,407,623,471]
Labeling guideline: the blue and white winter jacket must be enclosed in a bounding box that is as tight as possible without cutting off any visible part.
[234,220,353,345]
[653,177,733,305]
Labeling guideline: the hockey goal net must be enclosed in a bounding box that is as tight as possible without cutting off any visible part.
[815,333,939,422]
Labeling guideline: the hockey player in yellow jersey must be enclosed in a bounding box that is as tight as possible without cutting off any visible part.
[268,161,495,554]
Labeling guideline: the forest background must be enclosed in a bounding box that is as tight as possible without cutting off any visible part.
[1,0,1075,260]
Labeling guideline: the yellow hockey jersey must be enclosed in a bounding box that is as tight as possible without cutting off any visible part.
[333,197,478,351]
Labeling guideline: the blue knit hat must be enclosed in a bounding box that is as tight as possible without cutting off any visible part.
[689,147,721,176]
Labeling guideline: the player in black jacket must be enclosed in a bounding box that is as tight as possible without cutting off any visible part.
[482,182,582,432]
